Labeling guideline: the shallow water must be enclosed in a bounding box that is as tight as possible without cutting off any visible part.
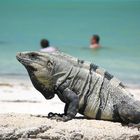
[0,0,140,86]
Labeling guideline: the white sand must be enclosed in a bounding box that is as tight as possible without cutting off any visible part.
[0,75,140,115]
[0,76,140,139]
[0,114,140,140]
[0,76,64,115]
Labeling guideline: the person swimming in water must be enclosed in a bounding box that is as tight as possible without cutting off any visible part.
[40,39,57,53]
[90,34,101,49]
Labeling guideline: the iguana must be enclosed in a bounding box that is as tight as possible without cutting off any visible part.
[16,51,140,127]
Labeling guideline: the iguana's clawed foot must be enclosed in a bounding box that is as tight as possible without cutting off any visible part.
[57,115,72,122]
[48,112,72,122]
[128,123,140,131]
[48,112,63,118]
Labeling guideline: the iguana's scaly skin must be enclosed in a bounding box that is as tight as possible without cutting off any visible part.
[16,51,140,125]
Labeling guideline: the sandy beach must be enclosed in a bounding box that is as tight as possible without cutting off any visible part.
[0,75,140,139]
[1,0,140,139]
[0,75,140,115]
[0,114,140,140]
[0,75,65,115]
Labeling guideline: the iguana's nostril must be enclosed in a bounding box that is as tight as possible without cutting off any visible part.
[16,52,21,57]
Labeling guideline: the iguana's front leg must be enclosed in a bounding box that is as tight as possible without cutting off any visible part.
[64,103,69,115]
[48,88,79,121]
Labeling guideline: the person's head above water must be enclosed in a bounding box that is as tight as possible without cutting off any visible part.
[40,39,50,48]
[91,35,100,45]
[90,34,101,49]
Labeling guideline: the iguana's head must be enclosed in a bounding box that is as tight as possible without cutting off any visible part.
[16,51,56,99]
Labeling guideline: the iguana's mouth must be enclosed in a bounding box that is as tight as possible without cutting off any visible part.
[16,54,32,65]
[16,52,44,72]
[16,52,45,67]
[17,55,38,72]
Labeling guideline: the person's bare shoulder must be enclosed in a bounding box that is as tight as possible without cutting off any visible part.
[90,44,101,49]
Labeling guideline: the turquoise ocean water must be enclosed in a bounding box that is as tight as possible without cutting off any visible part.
[0,0,140,86]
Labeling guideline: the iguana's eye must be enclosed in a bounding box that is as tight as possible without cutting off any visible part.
[29,53,37,60]
[31,53,36,58]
